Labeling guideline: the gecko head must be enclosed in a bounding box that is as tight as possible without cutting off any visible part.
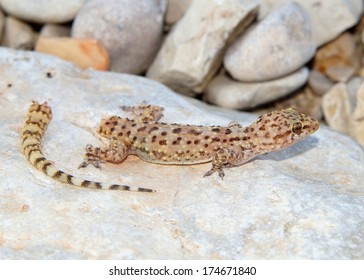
[251,108,319,151]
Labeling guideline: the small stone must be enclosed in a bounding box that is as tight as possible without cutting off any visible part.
[35,37,109,71]
[165,0,192,26]
[224,2,315,82]
[326,66,355,83]
[72,0,167,74]
[308,70,334,96]
[1,16,35,50]
[147,0,259,95]
[322,83,355,135]
[0,0,86,24]
[313,33,359,78]
[259,0,363,46]
[40,24,71,38]
[205,68,309,110]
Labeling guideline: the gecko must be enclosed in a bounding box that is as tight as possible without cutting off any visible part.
[21,101,154,192]
[22,101,319,192]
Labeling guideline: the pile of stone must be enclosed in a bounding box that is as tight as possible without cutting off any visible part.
[0,0,364,146]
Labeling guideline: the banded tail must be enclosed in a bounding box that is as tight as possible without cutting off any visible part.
[21,101,154,192]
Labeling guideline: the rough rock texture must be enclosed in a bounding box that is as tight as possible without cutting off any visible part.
[72,0,167,74]
[224,2,315,82]
[323,80,364,147]
[259,0,363,46]
[1,16,35,50]
[352,82,364,146]
[0,0,86,24]
[1,48,364,259]
[147,0,259,95]
[205,68,309,110]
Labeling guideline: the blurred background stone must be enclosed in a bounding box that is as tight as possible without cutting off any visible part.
[224,2,315,82]
[0,0,87,23]
[1,16,35,50]
[72,0,167,74]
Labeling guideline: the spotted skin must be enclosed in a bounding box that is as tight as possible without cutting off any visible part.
[21,101,154,192]
[80,104,320,179]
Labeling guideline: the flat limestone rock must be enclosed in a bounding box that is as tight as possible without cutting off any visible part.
[0,48,364,259]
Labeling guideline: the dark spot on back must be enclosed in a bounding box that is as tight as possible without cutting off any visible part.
[188,129,202,135]
[149,126,159,133]
[225,129,232,134]
[194,140,200,144]
[161,131,167,136]
[212,128,220,132]
[172,128,182,134]
[137,126,146,132]
[159,140,167,145]
[152,135,157,142]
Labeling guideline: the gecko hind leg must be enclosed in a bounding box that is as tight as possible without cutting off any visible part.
[121,104,164,123]
[78,138,130,169]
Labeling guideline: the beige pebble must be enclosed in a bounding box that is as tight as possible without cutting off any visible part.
[35,37,109,71]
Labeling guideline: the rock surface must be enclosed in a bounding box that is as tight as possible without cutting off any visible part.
[308,70,334,96]
[147,0,259,95]
[0,0,86,24]
[224,2,315,82]
[313,33,359,80]
[205,68,309,110]
[1,16,35,50]
[323,80,364,147]
[1,48,364,259]
[165,0,192,26]
[35,37,109,71]
[0,9,4,41]
[72,0,167,74]
[259,0,363,46]
[40,24,71,38]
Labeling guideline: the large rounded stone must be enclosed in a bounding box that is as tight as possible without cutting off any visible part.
[224,2,316,82]
[72,0,167,74]
[205,68,309,109]
[260,0,363,47]
[0,0,86,23]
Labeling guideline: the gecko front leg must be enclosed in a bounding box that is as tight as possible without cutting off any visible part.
[204,147,255,179]
[79,138,130,169]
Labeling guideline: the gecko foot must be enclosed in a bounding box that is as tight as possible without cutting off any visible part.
[203,168,225,180]
[78,144,104,169]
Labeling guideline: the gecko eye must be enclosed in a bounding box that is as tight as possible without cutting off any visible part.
[292,122,303,135]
